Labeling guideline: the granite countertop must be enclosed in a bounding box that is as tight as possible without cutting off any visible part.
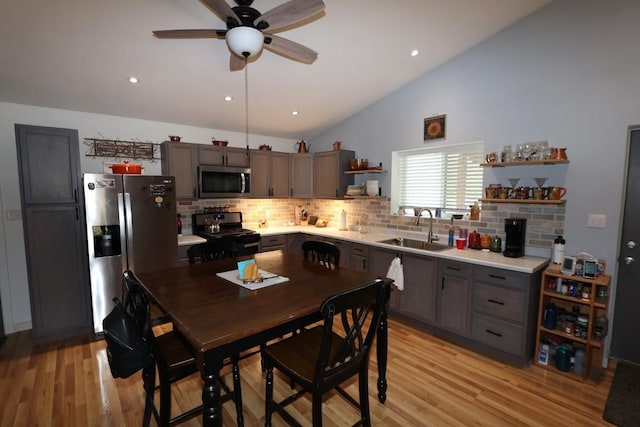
[256,225,549,274]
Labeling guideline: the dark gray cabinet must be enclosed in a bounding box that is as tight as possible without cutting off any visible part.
[313,150,355,199]
[289,153,313,198]
[350,244,369,273]
[199,145,249,167]
[161,142,197,200]
[250,150,289,198]
[16,124,92,343]
[369,247,436,324]
[437,260,471,337]
[471,265,541,364]
[260,234,287,252]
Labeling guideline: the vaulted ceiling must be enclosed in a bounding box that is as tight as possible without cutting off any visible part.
[0,0,550,139]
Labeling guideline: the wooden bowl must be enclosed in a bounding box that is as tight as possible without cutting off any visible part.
[212,140,228,146]
[169,135,181,142]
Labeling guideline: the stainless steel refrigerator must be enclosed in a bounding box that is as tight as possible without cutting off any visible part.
[83,173,178,333]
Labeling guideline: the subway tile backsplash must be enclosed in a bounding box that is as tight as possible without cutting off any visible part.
[177,198,564,253]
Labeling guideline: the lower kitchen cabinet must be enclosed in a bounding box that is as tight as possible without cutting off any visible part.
[323,237,352,269]
[471,265,541,366]
[350,244,369,272]
[369,247,436,324]
[437,260,471,337]
[260,234,287,252]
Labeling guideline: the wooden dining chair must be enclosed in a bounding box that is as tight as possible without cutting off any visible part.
[263,278,386,427]
[302,240,340,269]
[123,270,245,427]
[187,239,242,265]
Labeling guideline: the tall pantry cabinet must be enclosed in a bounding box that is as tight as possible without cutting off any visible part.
[15,124,92,343]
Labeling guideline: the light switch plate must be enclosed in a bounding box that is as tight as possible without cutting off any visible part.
[5,209,22,221]
[587,214,606,228]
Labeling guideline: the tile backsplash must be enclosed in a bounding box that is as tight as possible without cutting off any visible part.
[177,198,563,257]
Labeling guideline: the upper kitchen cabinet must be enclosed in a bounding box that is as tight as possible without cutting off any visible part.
[161,141,197,200]
[199,145,250,167]
[250,150,290,198]
[289,153,313,198]
[313,150,355,199]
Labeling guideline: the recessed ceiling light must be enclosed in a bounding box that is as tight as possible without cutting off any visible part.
[128,76,139,84]
[291,111,299,116]
[224,96,233,102]
[410,49,419,57]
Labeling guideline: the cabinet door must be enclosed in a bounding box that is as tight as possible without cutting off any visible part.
[438,261,470,336]
[16,125,80,205]
[324,237,352,269]
[260,234,286,252]
[350,244,369,273]
[313,151,340,198]
[270,152,290,197]
[369,247,400,310]
[162,142,197,200]
[250,150,270,197]
[24,206,92,341]
[226,147,250,167]
[401,253,437,324]
[290,153,313,198]
[199,145,225,165]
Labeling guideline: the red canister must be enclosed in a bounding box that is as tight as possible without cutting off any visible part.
[468,230,481,249]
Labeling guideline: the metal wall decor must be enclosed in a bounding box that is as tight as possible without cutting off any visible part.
[424,114,446,141]
[84,138,160,160]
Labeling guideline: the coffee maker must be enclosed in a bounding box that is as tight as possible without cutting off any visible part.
[504,218,527,258]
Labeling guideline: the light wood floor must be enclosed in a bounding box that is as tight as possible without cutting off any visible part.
[0,318,615,426]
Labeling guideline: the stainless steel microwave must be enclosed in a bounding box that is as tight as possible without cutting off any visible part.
[198,165,251,198]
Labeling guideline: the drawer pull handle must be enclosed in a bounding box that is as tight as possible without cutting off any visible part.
[488,274,507,280]
[446,266,461,272]
[488,299,505,306]
[486,329,503,337]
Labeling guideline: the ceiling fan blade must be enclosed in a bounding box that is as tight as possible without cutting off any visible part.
[255,0,325,33]
[201,0,241,26]
[153,29,225,39]
[230,54,246,72]
[264,34,318,64]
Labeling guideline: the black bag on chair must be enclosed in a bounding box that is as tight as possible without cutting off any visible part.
[103,297,152,379]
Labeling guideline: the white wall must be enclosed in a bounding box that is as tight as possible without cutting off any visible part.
[312,0,640,279]
[0,102,295,333]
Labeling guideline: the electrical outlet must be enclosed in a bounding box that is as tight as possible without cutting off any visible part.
[587,214,606,228]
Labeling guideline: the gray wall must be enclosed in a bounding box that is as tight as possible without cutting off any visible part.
[312,0,639,285]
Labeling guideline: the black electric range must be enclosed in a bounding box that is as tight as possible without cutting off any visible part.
[192,212,260,254]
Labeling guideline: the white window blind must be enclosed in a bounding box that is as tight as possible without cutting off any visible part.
[396,141,484,210]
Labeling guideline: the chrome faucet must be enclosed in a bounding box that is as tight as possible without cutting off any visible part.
[416,208,439,243]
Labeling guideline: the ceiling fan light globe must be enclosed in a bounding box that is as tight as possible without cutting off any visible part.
[226,26,263,58]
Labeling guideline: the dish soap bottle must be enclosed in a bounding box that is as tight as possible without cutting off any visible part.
[470,202,480,221]
[448,218,455,247]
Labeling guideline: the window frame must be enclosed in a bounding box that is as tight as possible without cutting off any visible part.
[391,140,485,217]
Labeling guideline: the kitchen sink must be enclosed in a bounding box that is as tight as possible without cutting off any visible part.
[377,237,450,252]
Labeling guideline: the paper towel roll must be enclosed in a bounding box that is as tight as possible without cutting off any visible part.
[339,210,347,230]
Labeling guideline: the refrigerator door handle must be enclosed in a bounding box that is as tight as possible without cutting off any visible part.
[118,192,130,273]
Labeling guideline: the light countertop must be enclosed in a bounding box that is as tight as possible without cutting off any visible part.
[256,225,549,274]
[177,234,207,246]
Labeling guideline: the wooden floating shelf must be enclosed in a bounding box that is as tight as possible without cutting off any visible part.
[344,169,387,174]
[480,159,569,167]
[480,198,566,205]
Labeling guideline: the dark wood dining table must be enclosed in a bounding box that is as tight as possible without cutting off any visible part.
[136,249,391,427]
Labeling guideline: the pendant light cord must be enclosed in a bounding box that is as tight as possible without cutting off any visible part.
[244,60,250,152]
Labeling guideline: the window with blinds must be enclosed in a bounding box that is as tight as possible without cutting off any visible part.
[394,141,484,211]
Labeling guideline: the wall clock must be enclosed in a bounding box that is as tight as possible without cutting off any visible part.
[424,115,446,141]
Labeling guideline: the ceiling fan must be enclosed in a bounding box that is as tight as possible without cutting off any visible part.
[153,0,325,71]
